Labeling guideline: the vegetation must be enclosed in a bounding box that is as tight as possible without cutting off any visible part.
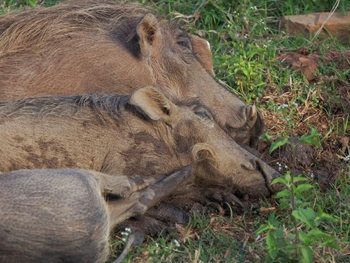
[1,0,349,262]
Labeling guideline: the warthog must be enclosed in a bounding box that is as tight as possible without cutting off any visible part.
[0,86,278,196]
[0,167,192,262]
[0,0,263,147]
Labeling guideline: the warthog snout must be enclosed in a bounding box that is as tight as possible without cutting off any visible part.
[192,139,281,197]
[255,160,282,194]
[220,104,265,148]
[238,158,281,196]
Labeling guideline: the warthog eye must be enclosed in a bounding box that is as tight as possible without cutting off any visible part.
[194,106,213,121]
[177,38,192,51]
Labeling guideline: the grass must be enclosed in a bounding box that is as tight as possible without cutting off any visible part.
[1,0,349,262]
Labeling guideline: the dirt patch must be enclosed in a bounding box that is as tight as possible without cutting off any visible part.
[258,137,342,189]
[261,48,349,188]
[320,81,350,115]
[276,49,350,114]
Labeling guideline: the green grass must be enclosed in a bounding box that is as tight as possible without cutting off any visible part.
[110,214,257,262]
[1,0,349,262]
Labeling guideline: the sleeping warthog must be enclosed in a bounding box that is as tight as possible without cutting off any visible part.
[0,167,192,263]
[0,86,277,196]
[0,0,263,147]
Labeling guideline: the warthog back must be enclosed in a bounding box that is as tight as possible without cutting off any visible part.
[0,169,109,263]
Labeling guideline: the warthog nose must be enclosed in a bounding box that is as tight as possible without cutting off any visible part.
[241,160,257,171]
[272,172,281,179]
[255,160,282,194]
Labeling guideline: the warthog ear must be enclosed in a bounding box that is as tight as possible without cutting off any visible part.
[248,107,265,147]
[245,105,258,128]
[192,143,217,165]
[190,34,215,77]
[192,143,220,183]
[137,13,159,58]
[130,86,175,121]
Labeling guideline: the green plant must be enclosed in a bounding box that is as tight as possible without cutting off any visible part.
[269,136,290,154]
[257,172,339,262]
[269,127,322,154]
[299,127,322,148]
[3,0,37,7]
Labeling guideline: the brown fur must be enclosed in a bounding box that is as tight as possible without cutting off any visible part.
[0,0,263,146]
[0,87,278,196]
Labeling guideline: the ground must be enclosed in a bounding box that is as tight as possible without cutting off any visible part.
[1,0,349,262]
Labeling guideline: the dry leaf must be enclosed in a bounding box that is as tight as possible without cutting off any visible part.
[259,207,276,214]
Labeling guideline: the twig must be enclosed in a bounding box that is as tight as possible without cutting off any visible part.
[311,0,340,41]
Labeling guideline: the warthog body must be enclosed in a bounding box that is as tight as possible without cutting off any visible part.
[0,0,263,146]
[0,167,192,262]
[0,86,277,196]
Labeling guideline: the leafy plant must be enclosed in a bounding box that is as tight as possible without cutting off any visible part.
[299,127,322,148]
[269,127,322,154]
[257,172,339,263]
[269,136,290,154]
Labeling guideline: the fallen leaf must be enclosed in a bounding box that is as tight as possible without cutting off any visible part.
[277,52,319,81]
[298,56,318,81]
[259,207,277,214]
[340,136,349,152]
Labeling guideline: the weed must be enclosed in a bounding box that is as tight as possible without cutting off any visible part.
[258,172,339,263]
[269,127,322,154]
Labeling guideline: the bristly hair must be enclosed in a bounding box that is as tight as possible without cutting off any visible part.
[0,93,149,123]
[0,0,153,53]
[0,0,189,59]
[0,92,210,124]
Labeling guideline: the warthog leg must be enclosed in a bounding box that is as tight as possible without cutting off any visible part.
[204,188,246,209]
[119,215,169,237]
[146,203,190,225]
[108,166,192,262]
[106,165,192,231]
[90,171,163,198]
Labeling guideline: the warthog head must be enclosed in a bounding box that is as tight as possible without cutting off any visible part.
[130,12,264,147]
[129,86,279,196]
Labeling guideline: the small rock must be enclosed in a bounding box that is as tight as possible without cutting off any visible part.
[282,12,350,42]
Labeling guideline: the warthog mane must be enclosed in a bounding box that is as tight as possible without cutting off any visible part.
[0,0,183,59]
[0,93,148,123]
